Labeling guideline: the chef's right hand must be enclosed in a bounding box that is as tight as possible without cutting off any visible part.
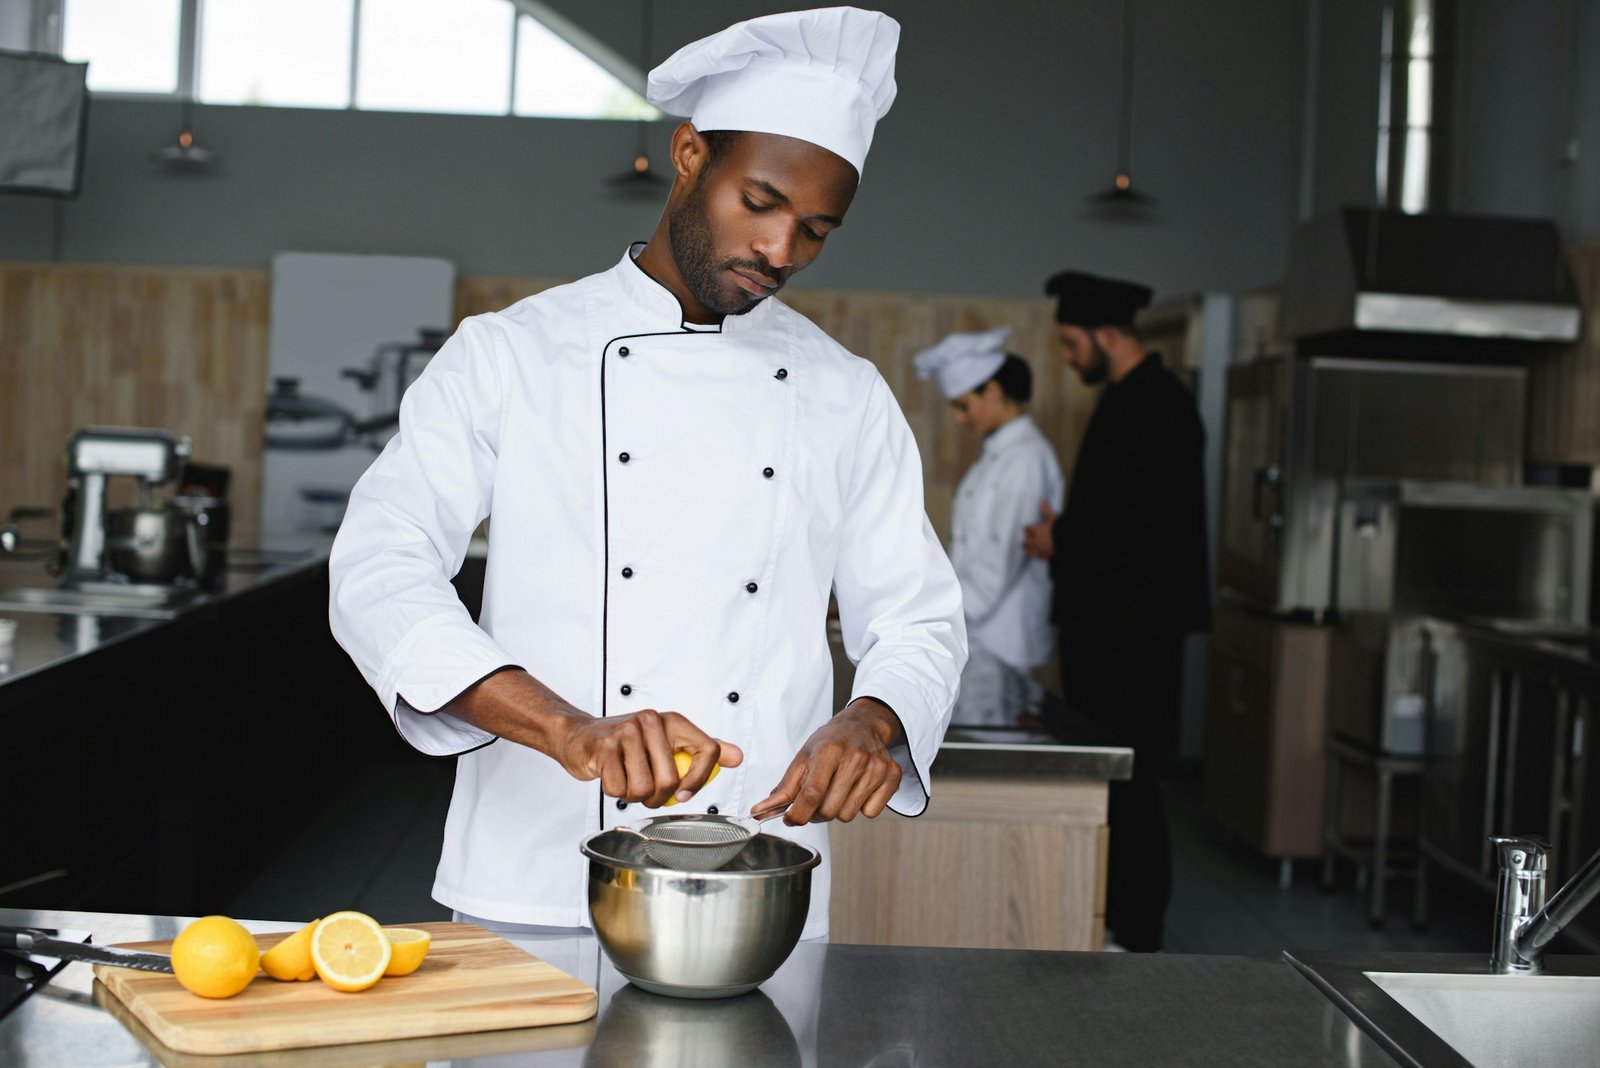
[554,709,743,809]
[1023,499,1057,560]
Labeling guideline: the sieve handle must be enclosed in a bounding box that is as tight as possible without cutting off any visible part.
[748,801,794,825]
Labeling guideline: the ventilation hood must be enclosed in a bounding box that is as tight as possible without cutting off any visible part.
[1282,207,1581,344]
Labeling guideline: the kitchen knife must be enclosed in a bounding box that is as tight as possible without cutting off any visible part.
[0,928,174,973]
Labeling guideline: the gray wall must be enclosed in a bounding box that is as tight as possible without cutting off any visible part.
[0,0,1307,301]
[1304,0,1600,244]
[0,4,36,52]
[1302,0,1384,217]
[1452,0,1600,246]
[3,0,1596,301]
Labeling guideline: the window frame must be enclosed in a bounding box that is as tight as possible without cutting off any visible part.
[36,0,656,119]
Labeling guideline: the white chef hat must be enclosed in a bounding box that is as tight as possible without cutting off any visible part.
[645,7,900,178]
[913,327,1013,400]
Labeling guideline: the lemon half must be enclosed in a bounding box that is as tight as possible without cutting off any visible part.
[662,749,721,806]
[310,911,391,993]
[382,927,432,977]
[260,918,320,982]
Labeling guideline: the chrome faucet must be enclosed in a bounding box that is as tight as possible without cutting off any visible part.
[1491,835,1600,973]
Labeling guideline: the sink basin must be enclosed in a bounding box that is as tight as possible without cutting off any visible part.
[1289,952,1600,1068]
[1366,971,1600,1068]
[0,585,191,619]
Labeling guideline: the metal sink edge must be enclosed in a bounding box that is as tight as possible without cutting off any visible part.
[1284,951,1600,1068]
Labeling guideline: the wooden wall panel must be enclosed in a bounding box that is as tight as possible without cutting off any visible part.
[1528,240,1600,465]
[0,262,270,547]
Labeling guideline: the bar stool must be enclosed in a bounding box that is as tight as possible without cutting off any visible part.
[1321,734,1429,929]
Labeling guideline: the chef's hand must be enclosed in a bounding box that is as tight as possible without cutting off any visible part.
[554,708,743,809]
[445,669,740,809]
[753,698,903,824]
[1023,499,1057,560]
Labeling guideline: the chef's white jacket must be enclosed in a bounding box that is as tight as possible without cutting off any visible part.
[949,414,1064,673]
[328,245,966,939]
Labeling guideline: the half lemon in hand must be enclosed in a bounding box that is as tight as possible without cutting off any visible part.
[663,749,720,806]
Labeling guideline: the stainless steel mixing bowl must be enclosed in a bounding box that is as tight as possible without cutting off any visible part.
[581,827,820,999]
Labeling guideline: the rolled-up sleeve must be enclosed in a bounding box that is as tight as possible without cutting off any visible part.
[833,373,968,816]
[328,316,516,756]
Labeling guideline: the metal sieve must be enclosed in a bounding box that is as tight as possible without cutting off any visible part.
[621,808,792,872]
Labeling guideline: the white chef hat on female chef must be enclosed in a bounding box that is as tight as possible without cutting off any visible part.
[913,327,1013,400]
[645,7,900,178]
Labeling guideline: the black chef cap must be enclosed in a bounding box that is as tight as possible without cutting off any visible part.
[1044,270,1153,328]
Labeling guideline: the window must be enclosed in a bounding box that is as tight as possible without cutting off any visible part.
[51,0,657,121]
[514,14,655,121]
[199,0,354,109]
[62,0,180,94]
[357,0,513,115]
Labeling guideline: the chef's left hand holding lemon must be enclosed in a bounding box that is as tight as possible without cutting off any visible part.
[448,669,741,809]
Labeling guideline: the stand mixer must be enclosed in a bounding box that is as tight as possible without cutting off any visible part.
[61,427,191,587]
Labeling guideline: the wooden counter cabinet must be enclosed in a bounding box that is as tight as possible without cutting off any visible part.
[828,770,1112,951]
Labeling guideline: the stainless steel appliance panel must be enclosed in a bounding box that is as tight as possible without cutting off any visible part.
[1218,359,1288,608]
[1218,355,1528,616]
[1336,483,1594,753]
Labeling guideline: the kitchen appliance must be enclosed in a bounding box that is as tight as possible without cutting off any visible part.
[93,922,596,1055]
[1218,356,1528,617]
[1205,208,1586,861]
[60,428,190,586]
[583,828,818,999]
[340,328,448,442]
[1335,480,1592,753]
[103,506,191,584]
[1281,208,1580,345]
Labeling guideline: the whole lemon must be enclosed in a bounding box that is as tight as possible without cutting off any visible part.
[170,916,260,999]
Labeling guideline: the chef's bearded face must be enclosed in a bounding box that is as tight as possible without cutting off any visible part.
[1055,324,1114,386]
[669,129,858,317]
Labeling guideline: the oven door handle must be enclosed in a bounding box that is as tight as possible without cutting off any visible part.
[1253,465,1284,529]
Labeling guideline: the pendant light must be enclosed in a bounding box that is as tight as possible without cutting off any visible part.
[151,94,218,170]
[606,0,669,192]
[1088,0,1155,207]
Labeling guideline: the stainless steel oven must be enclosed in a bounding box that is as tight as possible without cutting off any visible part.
[1219,355,1527,618]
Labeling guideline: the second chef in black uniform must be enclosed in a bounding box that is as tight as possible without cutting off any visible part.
[1025,270,1211,952]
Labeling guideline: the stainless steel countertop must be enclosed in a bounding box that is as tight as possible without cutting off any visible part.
[936,728,1134,780]
[0,907,1400,1067]
[0,550,325,689]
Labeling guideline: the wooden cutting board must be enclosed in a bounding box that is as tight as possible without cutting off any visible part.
[93,921,597,1056]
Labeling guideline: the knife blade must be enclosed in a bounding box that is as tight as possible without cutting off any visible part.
[0,930,174,973]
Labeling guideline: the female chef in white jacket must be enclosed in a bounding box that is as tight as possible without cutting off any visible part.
[915,328,1064,726]
[326,9,965,942]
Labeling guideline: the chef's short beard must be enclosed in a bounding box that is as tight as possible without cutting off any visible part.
[1078,339,1111,386]
[668,183,774,317]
